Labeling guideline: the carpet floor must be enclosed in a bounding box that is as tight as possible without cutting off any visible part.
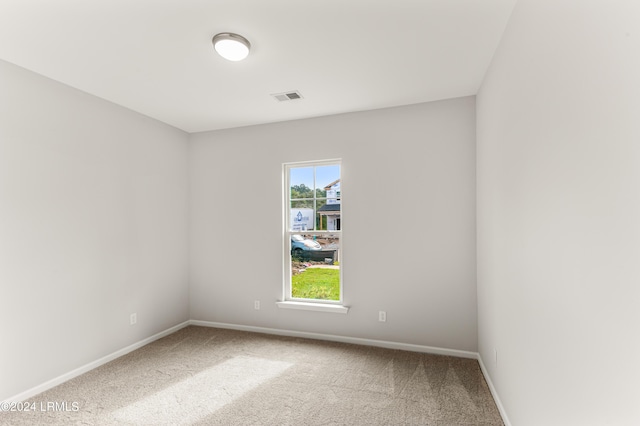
[1,326,503,425]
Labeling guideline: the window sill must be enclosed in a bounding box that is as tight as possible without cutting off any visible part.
[276,301,349,314]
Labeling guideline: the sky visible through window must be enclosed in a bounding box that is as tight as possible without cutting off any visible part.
[290,165,340,192]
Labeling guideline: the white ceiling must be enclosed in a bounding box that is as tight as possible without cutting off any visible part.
[0,0,516,133]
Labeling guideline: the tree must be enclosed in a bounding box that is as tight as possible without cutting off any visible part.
[290,184,311,198]
[290,184,327,199]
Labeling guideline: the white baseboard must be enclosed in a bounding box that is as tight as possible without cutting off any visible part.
[3,321,190,404]
[189,320,478,359]
[478,355,511,426]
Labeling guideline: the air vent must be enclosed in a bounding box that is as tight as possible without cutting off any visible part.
[271,90,304,102]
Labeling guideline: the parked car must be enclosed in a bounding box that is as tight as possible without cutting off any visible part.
[291,235,338,262]
[291,235,321,253]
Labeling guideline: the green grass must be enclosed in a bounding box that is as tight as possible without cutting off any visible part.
[292,268,340,300]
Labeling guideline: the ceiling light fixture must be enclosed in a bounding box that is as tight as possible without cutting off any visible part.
[212,33,251,61]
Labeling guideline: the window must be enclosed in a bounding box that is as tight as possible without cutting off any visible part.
[283,160,343,307]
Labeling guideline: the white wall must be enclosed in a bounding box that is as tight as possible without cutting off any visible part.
[190,97,477,351]
[477,1,640,424]
[0,59,190,401]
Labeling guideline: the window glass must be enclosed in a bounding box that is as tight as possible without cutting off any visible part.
[285,161,342,303]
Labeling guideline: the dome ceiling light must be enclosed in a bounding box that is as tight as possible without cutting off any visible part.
[212,33,251,61]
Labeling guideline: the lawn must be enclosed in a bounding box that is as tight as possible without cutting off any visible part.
[291,267,340,300]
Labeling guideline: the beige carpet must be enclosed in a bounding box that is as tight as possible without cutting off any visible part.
[1,326,503,425]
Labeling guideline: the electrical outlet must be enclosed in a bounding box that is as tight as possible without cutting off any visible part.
[254,300,260,310]
[378,311,386,322]
[130,313,137,325]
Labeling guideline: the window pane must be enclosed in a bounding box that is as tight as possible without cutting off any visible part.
[285,161,342,304]
[290,167,314,200]
[290,234,340,301]
[316,199,340,231]
[315,165,340,192]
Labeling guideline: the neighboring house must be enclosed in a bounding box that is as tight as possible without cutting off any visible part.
[318,179,341,230]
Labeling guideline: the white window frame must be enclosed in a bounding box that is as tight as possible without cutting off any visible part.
[278,159,348,313]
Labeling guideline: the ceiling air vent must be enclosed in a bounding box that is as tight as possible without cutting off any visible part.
[271,91,303,102]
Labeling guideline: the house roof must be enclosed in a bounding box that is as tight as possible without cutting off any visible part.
[318,204,341,213]
[323,179,340,190]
